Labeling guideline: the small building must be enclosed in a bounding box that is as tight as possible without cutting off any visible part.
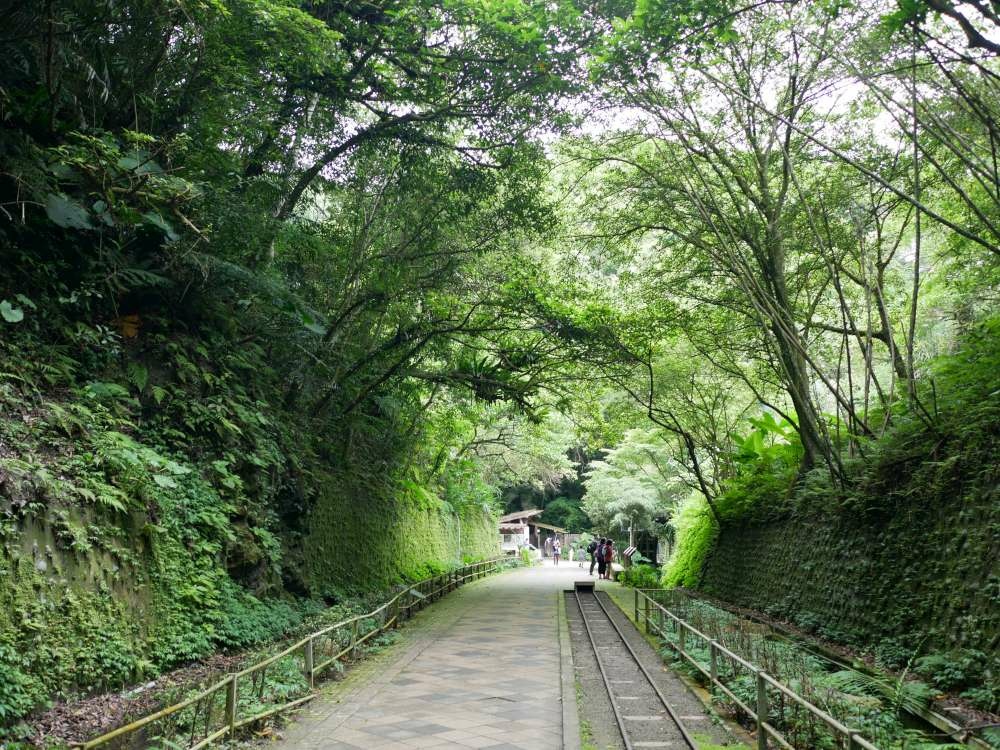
[499,508,537,554]
[499,509,566,555]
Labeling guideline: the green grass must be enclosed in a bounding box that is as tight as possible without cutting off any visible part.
[576,678,600,750]
[692,732,752,750]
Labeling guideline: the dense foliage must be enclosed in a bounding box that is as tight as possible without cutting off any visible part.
[1,0,998,742]
[0,0,589,733]
[548,0,1000,726]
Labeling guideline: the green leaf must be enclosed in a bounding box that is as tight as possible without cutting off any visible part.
[127,363,149,392]
[300,311,327,335]
[135,159,164,175]
[0,300,24,323]
[45,193,94,230]
[152,474,178,489]
[73,487,97,502]
[14,294,36,310]
[211,459,231,474]
[141,212,180,242]
[85,381,131,400]
[163,460,191,476]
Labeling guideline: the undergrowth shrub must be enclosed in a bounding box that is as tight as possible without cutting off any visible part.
[213,581,320,651]
[617,563,661,589]
[914,650,988,693]
[0,645,44,726]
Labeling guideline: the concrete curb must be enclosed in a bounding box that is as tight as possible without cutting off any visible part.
[558,590,582,750]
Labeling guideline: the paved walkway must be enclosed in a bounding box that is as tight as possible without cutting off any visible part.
[270,561,589,750]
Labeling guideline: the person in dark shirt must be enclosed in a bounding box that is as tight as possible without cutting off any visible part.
[587,537,601,576]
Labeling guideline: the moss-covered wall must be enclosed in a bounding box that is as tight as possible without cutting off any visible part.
[456,502,501,564]
[0,513,146,716]
[698,492,1000,665]
[0,499,238,719]
[303,477,498,596]
[0,483,499,723]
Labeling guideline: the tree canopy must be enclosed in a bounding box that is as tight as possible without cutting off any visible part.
[2,0,999,728]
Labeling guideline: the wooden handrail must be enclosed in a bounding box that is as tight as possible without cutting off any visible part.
[78,557,511,749]
[633,589,880,750]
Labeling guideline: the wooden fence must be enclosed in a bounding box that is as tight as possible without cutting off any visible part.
[633,588,881,750]
[78,558,509,749]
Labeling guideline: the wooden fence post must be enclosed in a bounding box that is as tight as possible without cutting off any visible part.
[644,595,651,634]
[709,641,718,686]
[225,675,238,737]
[756,671,769,750]
[304,637,314,689]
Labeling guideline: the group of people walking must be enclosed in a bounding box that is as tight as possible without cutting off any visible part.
[586,537,615,579]
[541,535,614,577]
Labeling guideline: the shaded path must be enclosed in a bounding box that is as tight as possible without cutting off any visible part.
[270,561,585,750]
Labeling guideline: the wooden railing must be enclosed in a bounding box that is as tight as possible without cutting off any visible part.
[78,558,510,750]
[632,588,881,750]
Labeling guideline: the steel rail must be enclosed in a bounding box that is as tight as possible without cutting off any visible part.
[573,588,698,750]
[587,590,701,750]
[574,589,634,750]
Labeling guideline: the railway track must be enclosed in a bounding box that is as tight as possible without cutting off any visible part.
[571,586,698,750]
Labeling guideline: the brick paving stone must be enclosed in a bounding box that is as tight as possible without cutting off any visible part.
[268,562,585,750]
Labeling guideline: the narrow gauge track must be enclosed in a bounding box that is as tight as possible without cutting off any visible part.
[572,588,698,750]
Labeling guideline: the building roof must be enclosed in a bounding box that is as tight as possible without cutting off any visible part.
[499,523,526,533]
[499,508,544,523]
[531,521,567,533]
